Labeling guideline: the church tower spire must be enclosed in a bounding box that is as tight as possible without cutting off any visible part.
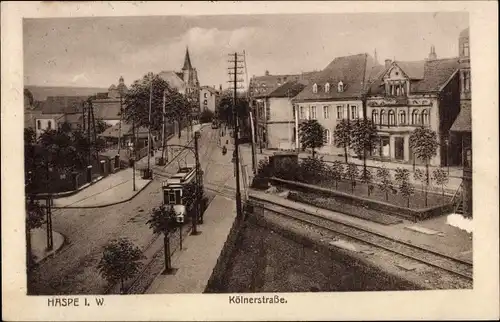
[182,47,193,71]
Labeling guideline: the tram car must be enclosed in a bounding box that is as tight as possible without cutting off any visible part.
[162,165,196,223]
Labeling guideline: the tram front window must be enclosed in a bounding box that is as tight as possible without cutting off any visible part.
[168,191,176,204]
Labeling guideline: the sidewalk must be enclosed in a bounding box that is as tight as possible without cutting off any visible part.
[52,127,195,209]
[249,189,472,263]
[146,194,237,293]
[30,228,65,264]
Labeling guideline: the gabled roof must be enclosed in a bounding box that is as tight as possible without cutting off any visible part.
[268,81,307,98]
[294,53,382,102]
[91,99,121,120]
[250,72,317,98]
[200,86,219,94]
[159,71,186,92]
[393,61,425,80]
[368,57,459,95]
[99,122,149,138]
[42,96,88,114]
[450,105,471,133]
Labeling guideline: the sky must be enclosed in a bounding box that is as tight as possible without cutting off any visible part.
[23,12,469,90]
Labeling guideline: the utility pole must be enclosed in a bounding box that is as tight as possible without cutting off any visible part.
[162,89,167,163]
[191,131,202,235]
[243,50,258,174]
[45,196,53,250]
[147,74,153,177]
[132,117,137,191]
[228,52,245,219]
[118,92,123,157]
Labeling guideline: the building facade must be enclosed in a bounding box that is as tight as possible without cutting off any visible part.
[366,49,460,167]
[450,27,472,217]
[293,53,383,155]
[249,71,316,149]
[199,86,219,113]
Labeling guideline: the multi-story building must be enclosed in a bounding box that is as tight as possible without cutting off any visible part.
[91,76,128,127]
[249,71,316,149]
[450,27,472,216]
[199,86,219,113]
[292,53,383,155]
[366,47,460,166]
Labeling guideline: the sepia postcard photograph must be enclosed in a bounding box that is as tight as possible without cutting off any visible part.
[2,1,499,321]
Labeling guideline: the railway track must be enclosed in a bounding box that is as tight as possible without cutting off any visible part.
[249,196,473,282]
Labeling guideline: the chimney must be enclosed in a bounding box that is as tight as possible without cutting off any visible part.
[385,59,392,68]
[219,84,222,91]
[428,45,437,61]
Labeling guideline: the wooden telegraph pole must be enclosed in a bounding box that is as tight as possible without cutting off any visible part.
[227,52,244,219]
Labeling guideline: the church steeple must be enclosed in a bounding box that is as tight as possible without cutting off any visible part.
[182,47,193,70]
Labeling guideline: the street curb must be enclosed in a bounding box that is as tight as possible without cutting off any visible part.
[31,231,67,267]
[52,180,153,209]
[50,124,208,209]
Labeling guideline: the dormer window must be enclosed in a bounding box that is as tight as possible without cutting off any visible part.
[337,81,344,93]
[312,83,318,93]
[325,83,330,93]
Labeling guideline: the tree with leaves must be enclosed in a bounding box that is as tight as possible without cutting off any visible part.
[123,73,188,135]
[432,168,449,197]
[146,205,180,274]
[376,166,394,201]
[199,109,215,124]
[350,119,378,177]
[299,156,326,183]
[395,167,414,208]
[330,160,344,189]
[97,238,144,294]
[299,119,325,158]
[346,163,359,193]
[360,168,375,196]
[409,127,439,206]
[333,119,351,163]
[25,198,45,269]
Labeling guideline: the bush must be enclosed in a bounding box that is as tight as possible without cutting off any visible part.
[255,158,273,179]
[199,109,215,123]
[298,156,326,184]
[274,157,300,181]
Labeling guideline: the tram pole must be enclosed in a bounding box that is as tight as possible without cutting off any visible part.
[191,131,202,235]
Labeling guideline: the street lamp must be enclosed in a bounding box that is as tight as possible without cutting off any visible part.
[444,137,450,175]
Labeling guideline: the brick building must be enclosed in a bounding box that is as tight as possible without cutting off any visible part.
[366,48,460,167]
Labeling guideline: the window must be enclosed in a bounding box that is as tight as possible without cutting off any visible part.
[204,100,208,105]
[411,110,419,125]
[168,191,176,204]
[388,110,395,126]
[325,83,330,93]
[323,106,329,119]
[399,110,406,124]
[464,71,471,91]
[300,106,305,119]
[310,106,317,119]
[336,105,344,119]
[372,110,379,124]
[37,120,41,129]
[48,121,52,130]
[204,93,208,98]
[351,106,358,119]
[380,110,386,125]
[312,83,318,93]
[338,81,344,92]
[396,86,400,96]
[421,110,429,125]
[463,41,469,57]
[323,129,331,144]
